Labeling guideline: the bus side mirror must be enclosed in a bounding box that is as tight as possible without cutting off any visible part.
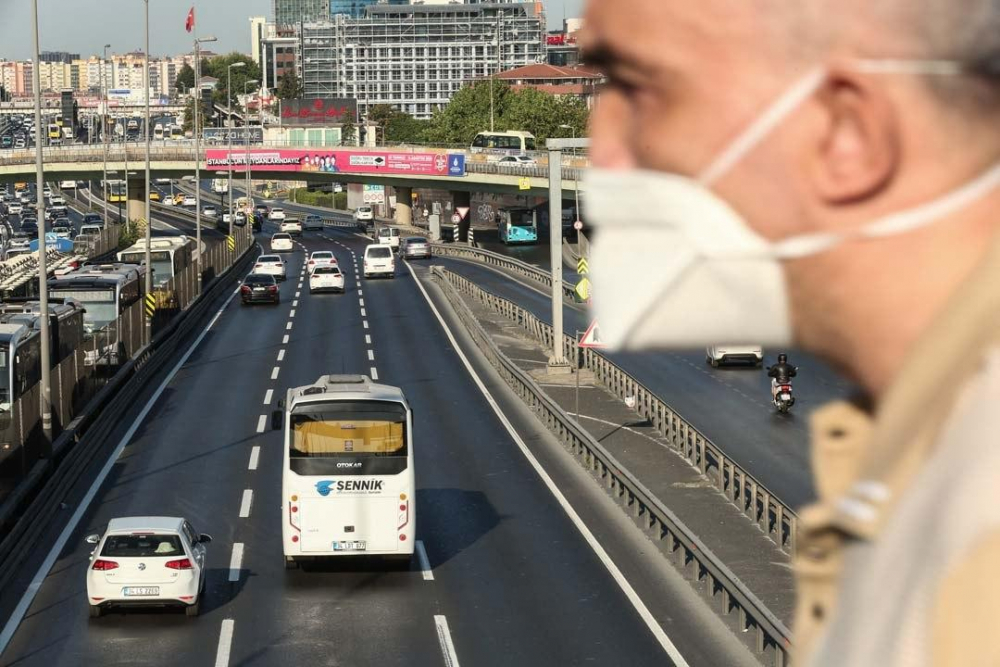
[272,410,283,431]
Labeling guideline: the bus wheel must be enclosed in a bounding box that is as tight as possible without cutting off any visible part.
[284,557,299,570]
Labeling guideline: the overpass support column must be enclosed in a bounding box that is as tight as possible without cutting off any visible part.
[127,177,147,224]
[394,186,413,227]
[452,190,471,242]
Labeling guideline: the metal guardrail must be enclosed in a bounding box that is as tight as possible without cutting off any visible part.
[431,243,578,301]
[432,266,792,667]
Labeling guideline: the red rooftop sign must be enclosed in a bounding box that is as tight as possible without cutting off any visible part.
[280,98,359,126]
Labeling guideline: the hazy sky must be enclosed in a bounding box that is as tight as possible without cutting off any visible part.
[0,0,586,60]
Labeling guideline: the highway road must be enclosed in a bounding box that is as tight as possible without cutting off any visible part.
[0,221,757,667]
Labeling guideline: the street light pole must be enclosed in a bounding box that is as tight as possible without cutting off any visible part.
[194,36,218,293]
[560,124,581,246]
[143,0,152,345]
[31,0,53,448]
[244,78,258,228]
[102,44,111,228]
[227,62,245,236]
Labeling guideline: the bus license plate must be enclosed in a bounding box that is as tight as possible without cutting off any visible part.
[122,587,160,596]
[332,541,366,552]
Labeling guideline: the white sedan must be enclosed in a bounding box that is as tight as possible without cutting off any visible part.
[86,516,211,618]
[203,206,218,217]
[306,250,338,273]
[253,254,288,281]
[268,208,286,222]
[706,345,764,367]
[497,154,538,166]
[309,265,345,293]
[270,232,293,253]
[183,195,196,207]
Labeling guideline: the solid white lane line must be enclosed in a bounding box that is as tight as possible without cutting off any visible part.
[365,335,372,345]
[0,281,243,655]
[229,543,244,582]
[360,308,366,317]
[277,349,286,362]
[363,321,369,329]
[405,262,690,666]
[368,349,375,361]
[370,367,379,380]
[286,322,293,330]
[239,490,253,518]
[416,540,434,581]
[256,414,267,433]
[263,389,273,405]
[289,309,296,318]
[282,334,290,344]
[434,615,461,667]
[214,619,235,667]
[271,366,280,380]
[249,446,260,470]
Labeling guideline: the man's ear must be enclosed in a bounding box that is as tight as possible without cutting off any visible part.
[809,71,901,204]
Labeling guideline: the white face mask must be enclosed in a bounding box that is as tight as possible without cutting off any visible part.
[585,60,1000,351]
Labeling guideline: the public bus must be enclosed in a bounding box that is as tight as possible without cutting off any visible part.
[277,374,415,568]
[153,123,164,140]
[47,263,144,367]
[0,300,85,412]
[470,131,537,157]
[169,125,183,140]
[117,236,193,289]
[212,178,228,194]
[497,207,539,245]
[47,123,61,145]
[105,180,127,204]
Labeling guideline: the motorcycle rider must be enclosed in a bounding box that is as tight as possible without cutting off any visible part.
[767,354,797,403]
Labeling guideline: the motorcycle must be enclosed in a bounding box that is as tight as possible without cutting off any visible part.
[773,383,795,413]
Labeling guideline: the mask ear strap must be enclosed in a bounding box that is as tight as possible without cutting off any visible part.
[698,68,827,186]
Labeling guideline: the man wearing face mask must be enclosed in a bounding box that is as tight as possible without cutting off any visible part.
[581,0,1000,665]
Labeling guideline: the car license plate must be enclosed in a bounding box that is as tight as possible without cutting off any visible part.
[332,540,366,551]
[122,586,160,596]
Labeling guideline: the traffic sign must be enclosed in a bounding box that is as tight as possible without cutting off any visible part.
[451,213,461,224]
[573,220,583,231]
[456,206,470,221]
[579,320,605,349]
[226,235,236,251]
[144,293,157,319]
[518,177,531,191]
[574,277,592,302]
[577,257,589,276]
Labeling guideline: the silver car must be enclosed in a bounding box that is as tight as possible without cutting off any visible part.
[399,236,431,260]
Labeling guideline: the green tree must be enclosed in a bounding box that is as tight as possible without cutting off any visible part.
[174,63,195,95]
[340,109,356,146]
[365,104,431,144]
[204,53,261,112]
[181,97,210,134]
[275,71,303,100]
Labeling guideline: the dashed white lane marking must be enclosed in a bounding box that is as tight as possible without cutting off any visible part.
[370,367,379,381]
[271,366,280,380]
[249,446,260,470]
[277,349,285,362]
[282,334,290,344]
[434,615,461,667]
[359,298,365,307]
[238,490,253,518]
[295,291,301,298]
[363,321,369,329]
[256,415,267,433]
[358,289,363,296]
[360,308,366,317]
[416,540,434,581]
[365,335,372,345]
[286,322,293,330]
[289,309,296,318]
[292,300,298,307]
[214,619,235,667]
[367,349,374,361]
[263,389,273,405]
[228,543,244,582]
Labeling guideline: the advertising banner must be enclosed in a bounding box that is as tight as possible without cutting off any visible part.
[280,98,358,126]
[205,148,467,177]
[202,127,264,145]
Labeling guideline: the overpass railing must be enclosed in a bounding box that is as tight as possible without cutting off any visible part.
[430,242,798,557]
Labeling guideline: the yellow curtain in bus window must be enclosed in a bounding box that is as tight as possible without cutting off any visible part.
[294,420,404,455]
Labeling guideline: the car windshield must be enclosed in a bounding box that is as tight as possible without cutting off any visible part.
[101,534,184,558]
[259,255,281,263]
[272,209,283,214]
[272,234,290,240]
[245,275,275,285]
[368,247,391,259]
[312,252,333,259]
[408,237,428,244]
[314,267,341,275]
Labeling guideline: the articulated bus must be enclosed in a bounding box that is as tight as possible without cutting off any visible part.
[498,208,538,245]
[48,263,144,367]
[0,301,85,412]
[117,236,193,289]
[278,374,415,569]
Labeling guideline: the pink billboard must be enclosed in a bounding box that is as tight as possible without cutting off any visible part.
[205,149,466,177]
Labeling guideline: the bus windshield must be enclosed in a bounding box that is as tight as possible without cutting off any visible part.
[49,289,116,332]
[119,251,173,285]
[290,401,407,475]
[511,212,535,227]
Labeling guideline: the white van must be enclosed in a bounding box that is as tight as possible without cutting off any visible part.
[377,227,401,249]
[363,244,395,279]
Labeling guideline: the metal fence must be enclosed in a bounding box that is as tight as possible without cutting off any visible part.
[432,266,792,667]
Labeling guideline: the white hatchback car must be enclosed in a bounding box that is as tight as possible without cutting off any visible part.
[309,265,345,293]
[706,345,764,367]
[353,205,374,223]
[86,516,211,617]
[279,219,302,236]
[268,208,286,222]
[183,195,197,207]
[203,205,218,217]
[270,233,294,253]
[306,250,337,273]
[253,254,288,281]
[363,244,395,279]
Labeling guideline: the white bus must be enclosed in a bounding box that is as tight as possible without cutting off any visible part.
[117,236,193,288]
[470,131,537,157]
[277,374,415,568]
[212,178,228,194]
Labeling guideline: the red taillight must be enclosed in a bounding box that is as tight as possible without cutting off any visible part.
[241,285,251,293]
[91,559,119,571]
[308,260,314,265]
[165,558,193,570]
[268,285,278,293]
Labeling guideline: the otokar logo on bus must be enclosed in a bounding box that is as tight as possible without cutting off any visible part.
[315,479,384,496]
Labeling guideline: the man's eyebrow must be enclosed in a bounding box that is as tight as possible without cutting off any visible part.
[582,42,660,79]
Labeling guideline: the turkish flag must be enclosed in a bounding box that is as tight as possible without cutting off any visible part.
[185,7,195,33]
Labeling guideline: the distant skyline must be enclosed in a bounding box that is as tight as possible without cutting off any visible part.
[0,0,586,61]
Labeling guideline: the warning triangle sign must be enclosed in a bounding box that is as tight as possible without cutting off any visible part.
[456,206,470,220]
[579,320,605,349]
